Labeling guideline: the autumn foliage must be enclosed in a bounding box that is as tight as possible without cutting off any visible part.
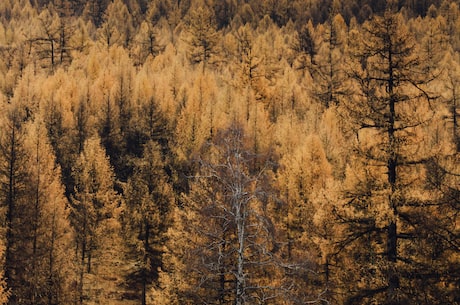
[0,0,459,304]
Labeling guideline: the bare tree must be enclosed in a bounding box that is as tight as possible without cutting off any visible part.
[156,124,321,304]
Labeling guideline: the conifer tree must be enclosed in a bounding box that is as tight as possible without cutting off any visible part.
[0,239,8,305]
[312,13,349,108]
[276,134,334,301]
[292,20,317,72]
[339,3,456,304]
[97,0,134,48]
[23,118,76,305]
[441,52,460,151]
[233,24,262,92]
[83,0,109,27]
[29,6,63,72]
[173,72,219,162]
[132,20,163,66]
[0,101,30,305]
[124,141,174,305]
[185,5,220,72]
[70,136,125,304]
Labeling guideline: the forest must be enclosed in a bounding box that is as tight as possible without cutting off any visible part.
[0,0,459,304]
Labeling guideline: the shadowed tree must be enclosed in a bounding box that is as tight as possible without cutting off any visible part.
[0,101,30,305]
[312,12,349,108]
[153,124,319,304]
[185,5,220,72]
[97,0,134,48]
[123,140,174,305]
[292,20,317,73]
[338,3,457,304]
[70,136,124,304]
[0,239,7,305]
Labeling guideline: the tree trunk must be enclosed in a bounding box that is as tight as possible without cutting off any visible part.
[142,220,149,305]
[236,210,245,305]
[386,46,399,303]
[5,123,17,304]
[235,181,246,305]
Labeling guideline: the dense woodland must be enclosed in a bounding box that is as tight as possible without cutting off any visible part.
[0,0,459,304]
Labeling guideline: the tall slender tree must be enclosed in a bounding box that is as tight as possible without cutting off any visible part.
[23,118,76,305]
[124,140,174,305]
[185,5,220,72]
[70,136,124,304]
[338,3,455,304]
[0,101,30,305]
[312,13,349,108]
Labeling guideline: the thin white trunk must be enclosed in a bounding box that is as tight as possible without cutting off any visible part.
[235,200,245,305]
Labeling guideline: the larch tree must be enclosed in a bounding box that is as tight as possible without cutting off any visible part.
[109,46,136,181]
[318,106,351,179]
[39,70,83,200]
[233,23,263,93]
[173,72,219,162]
[0,100,30,305]
[82,0,109,27]
[417,14,448,74]
[0,239,8,305]
[312,13,349,108]
[129,69,171,155]
[185,5,220,72]
[124,141,174,305]
[70,136,125,304]
[29,7,61,72]
[276,133,334,302]
[89,53,126,182]
[441,51,460,151]
[261,0,289,26]
[97,0,135,48]
[212,0,237,29]
[131,2,165,66]
[23,117,76,305]
[132,20,162,66]
[0,71,75,305]
[440,1,460,52]
[292,20,318,73]
[339,4,456,304]
[229,24,274,171]
[54,0,75,67]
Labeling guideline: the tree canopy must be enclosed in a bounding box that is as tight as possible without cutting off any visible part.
[0,1,459,304]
